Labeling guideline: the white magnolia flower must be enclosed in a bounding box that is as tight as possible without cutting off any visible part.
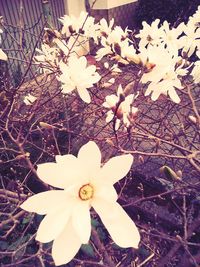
[58,56,101,103]
[180,25,200,57]
[109,26,129,44]
[144,70,183,103]
[24,94,37,105]
[21,141,140,266]
[59,11,88,36]
[54,36,89,57]
[96,26,131,61]
[98,18,114,37]
[103,85,138,129]
[136,19,163,48]
[35,44,59,72]
[59,11,96,40]
[120,43,140,64]
[140,45,188,103]
[140,45,179,84]
[161,21,185,53]
[187,6,200,29]
[96,37,113,60]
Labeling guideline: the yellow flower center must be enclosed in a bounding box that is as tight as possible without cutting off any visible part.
[79,184,94,201]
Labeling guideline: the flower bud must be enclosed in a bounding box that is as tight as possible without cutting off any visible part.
[39,122,55,129]
[160,165,181,181]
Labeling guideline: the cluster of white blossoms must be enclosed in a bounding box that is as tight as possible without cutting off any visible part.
[0,29,7,61]
[32,11,139,128]
[94,6,200,103]
[30,6,200,128]
[18,5,200,267]
[21,141,140,266]
[135,9,200,101]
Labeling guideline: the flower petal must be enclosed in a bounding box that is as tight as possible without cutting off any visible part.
[37,157,83,189]
[105,111,114,123]
[36,198,76,243]
[72,201,91,244]
[20,190,67,215]
[52,219,82,266]
[93,199,140,248]
[78,141,101,174]
[99,154,133,184]
[37,162,67,188]
[151,88,161,101]
[93,181,118,202]
[77,87,91,103]
[55,154,76,164]
[0,49,7,61]
[115,119,121,130]
[168,88,180,103]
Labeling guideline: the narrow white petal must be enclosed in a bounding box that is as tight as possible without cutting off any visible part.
[55,154,76,164]
[0,49,7,61]
[72,201,91,243]
[106,111,114,123]
[79,56,87,68]
[36,199,76,243]
[93,181,118,202]
[61,83,75,94]
[100,154,133,184]
[168,88,180,103]
[54,154,86,187]
[37,160,83,189]
[37,163,67,188]
[115,119,121,130]
[151,89,161,101]
[92,199,140,248]
[77,87,91,103]
[78,141,101,174]
[52,219,82,266]
[20,190,67,215]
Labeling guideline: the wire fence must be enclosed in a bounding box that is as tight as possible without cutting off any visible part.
[0,0,65,84]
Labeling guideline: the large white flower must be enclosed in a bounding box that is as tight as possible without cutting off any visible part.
[136,19,163,48]
[97,18,114,38]
[21,141,140,266]
[96,25,131,61]
[144,70,183,103]
[161,21,185,53]
[59,11,88,37]
[140,45,179,84]
[58,56,101,103]
[34,44,59,72]
[59,11,96,40]
[180,25,200,57]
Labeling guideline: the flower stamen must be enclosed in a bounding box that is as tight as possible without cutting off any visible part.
[79,184,94,201]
